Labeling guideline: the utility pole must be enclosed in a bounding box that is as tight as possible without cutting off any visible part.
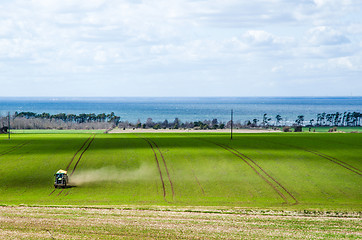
[231,109,233,140]
[8,112,10,140]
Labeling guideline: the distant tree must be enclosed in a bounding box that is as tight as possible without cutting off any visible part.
[275,114,282,126]
[342,112,347,126]
[97,113,107,122]
[262,113,271,127]
[67,114,77,122]
[244,120,251,127]
[146,118,154,128]
[295,115,304,126]
[252,118,259,127]
[334,113,339,126]
[321,112,326,125]
[326,113,332,126]
[136,119,142,128]
[344,112,351,126]
[40,112,51,119]
[309,119,314,126]
[173,118,180,129]
[262,114,267,127]
[162,119,169,129]
[212,119,218,128]
[352,112,359,126]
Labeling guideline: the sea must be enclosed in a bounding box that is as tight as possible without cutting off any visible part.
[0,97,361,125]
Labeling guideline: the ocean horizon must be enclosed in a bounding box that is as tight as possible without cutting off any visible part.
[1,97,361,124]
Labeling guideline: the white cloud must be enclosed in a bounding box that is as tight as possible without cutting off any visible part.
[271,65,283,73]
[0,0,361,96]
[307,26,350,46]
[328,56,362,70]
[243,30,275,46]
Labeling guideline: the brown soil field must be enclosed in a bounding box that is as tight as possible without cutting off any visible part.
[0,206,360,239]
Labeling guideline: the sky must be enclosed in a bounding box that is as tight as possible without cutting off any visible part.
[0,0,361,97]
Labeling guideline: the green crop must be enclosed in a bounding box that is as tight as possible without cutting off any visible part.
[0,132,361,212]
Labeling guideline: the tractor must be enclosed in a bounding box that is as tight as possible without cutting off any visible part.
[54,169,69,188]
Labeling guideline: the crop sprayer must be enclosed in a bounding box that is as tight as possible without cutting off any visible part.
[54,169,69,188]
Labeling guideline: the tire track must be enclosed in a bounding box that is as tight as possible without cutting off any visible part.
[70,135,96,176]
[189,136,297,204]
[214,143,290,204]
[57,189,64,196]
[66,135,92,171]
[0,142,29,157]
[192,169,205,195]
[223,144,298,204]
[319,152,361,173]
[50,188,71,197]
[48,189,56,196]
[49,188,65,197]
[301,149,361,176]
[141,138,167,200]
[147,138,175,199]
[64,189,71,196]
[259,139,361,176]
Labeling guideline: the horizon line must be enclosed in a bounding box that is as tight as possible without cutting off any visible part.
[1,96,361,99]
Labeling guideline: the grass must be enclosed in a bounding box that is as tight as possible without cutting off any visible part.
[0,132,360,212]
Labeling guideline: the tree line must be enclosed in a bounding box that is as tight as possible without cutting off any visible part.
[14,111,120,124]
[0,111,361,130]
[249,111,361,127]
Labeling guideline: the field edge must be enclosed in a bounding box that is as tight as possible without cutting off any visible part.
[0,204,360,218]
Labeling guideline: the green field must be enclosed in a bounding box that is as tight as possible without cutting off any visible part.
[0,132,360,212]
[301,126,362,132]
[275,126,362,132]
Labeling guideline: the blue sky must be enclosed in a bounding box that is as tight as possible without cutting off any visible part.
[0,0,361,97]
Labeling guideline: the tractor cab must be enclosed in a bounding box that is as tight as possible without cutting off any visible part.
[54,169,68,188]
